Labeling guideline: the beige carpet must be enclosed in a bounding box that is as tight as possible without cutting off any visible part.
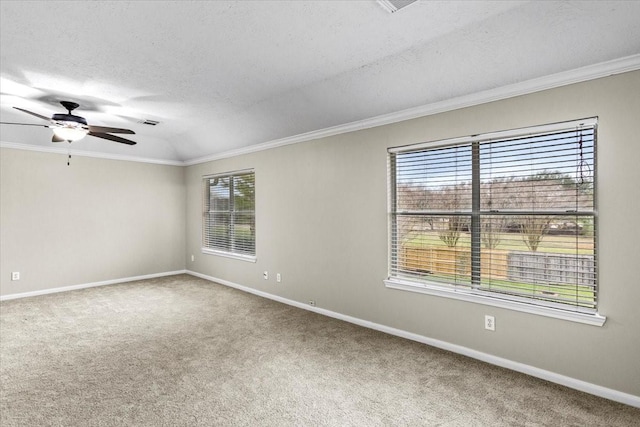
[1,274,638,426]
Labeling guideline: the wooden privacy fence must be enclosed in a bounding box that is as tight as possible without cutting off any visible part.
[507,251,595,287]
[400,246,595,286]
[400,247,509,279]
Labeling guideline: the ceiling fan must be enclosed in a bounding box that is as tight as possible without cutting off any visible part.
[0,101,137,145]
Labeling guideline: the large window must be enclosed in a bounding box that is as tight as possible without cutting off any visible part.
[202,170,255,260]
[387,118,600,321]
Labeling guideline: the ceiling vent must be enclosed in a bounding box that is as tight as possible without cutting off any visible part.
[377,0,418,13]
[139,119,160,126]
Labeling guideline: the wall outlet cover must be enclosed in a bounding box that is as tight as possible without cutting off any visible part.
[485,315,496,331]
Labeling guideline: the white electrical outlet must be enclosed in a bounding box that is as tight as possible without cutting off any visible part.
[191,254,194,262]
[276,273,281,283]
[263,271,268,280]
[11,272,20,281]
[484,315,495,331]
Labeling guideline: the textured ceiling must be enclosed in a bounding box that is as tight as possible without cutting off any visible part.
[1,1,640,164]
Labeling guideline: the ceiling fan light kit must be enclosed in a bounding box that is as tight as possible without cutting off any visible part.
[51,126,88,142]
[50,101,88,142]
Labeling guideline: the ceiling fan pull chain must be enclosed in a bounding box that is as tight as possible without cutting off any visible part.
[67,145,71,166]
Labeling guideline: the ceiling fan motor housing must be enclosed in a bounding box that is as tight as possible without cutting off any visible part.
[52,113,88,126]
[53,101,87,127]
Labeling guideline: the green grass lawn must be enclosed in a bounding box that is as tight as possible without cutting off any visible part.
[411,271,596,308]
[404,231,594,255]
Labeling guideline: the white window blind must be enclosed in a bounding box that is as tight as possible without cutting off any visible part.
[388,118,597,314]
[203,170,255,259]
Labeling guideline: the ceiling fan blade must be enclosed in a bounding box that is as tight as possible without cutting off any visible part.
[0,122,50,127]
[52,134,65,143]
[88,132,137,145]
[88,125,135,134]
[14,107,51,121]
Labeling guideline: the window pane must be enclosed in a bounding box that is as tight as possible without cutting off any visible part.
[233,174,255,212]
[479,214,595,309]
[479,129,595,212]
[393,214,472,285]
[209,177,231,211]
[209,212,230,251]
[396,145,472,212]
[232,212,255,254]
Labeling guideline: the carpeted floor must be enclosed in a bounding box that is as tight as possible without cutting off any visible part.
[1,274,638,426]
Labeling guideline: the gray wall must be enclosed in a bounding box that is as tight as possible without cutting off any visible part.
[0,149,186,295]
[185,71,640,396]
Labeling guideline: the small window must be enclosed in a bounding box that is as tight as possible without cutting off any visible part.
[387,118,598,318]
[202,170,255,261]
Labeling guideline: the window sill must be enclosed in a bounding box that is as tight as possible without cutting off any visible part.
[383,277,606,327]
[201,248,256,263]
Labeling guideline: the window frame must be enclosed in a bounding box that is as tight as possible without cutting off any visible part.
[385,118,605,326]
[202,169,256,262]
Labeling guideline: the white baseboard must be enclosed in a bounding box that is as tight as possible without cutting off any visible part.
[0,270,187,301]
[186,270,640,409]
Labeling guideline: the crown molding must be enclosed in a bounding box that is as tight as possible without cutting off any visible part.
[184,54,640,166]
[0,141,185,166]
[3,55,638,167]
